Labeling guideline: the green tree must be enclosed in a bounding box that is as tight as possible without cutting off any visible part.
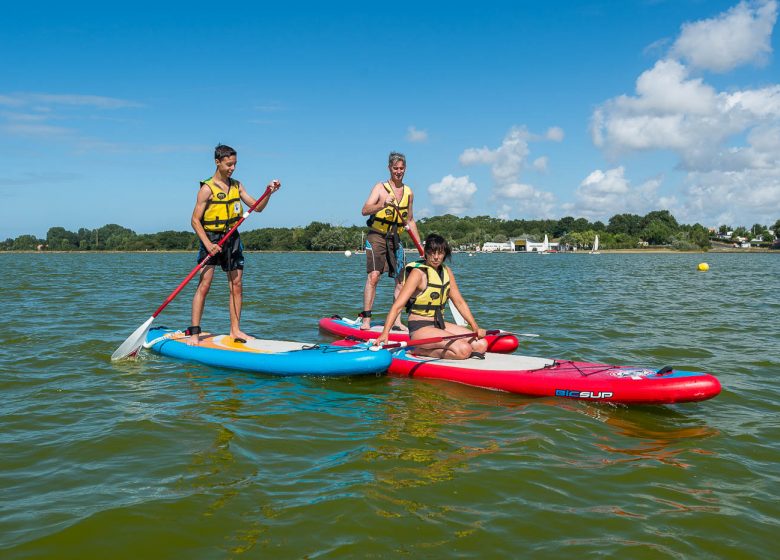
[97,224,137,250]
[641,210,679,231]
[571,218,591,233]
[641,219,674,245]
[688,224,711,249]
[607,213,642,236]
[750,223,767,239]
[732,226,749,240]
[310,227,349,250]
[12,234,44,250]
[553,216,575,237]
[46,227,79,250]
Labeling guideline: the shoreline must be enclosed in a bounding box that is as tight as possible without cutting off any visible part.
[3,248,776,255]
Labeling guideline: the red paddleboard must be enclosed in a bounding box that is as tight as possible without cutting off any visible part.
[333,340,721,405]
[319,315,519,354]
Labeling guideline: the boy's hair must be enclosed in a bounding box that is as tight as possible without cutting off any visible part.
[214,144,237,160]
[388,151,406,166]
[423,233,452,261]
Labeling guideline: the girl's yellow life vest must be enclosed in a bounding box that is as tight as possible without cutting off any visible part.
[404,260,450,318]
[366,182,412,234]
[201,177,243,232]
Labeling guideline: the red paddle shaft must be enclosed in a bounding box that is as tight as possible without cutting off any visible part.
[150,186,272,318]
[406,227,425,256]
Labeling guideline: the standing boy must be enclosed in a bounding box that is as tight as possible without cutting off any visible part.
[188,144,281,345]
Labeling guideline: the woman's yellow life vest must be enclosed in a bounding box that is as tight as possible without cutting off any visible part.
[201,177,243,232]
[366,182,412,234]
[404,260,450,318]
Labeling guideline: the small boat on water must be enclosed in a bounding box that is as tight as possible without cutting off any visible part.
[539,234,551,255]
[590,235,601,254]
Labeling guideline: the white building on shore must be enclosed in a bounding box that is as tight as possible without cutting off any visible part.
[481,241,515,252]
[480,237,562,252]
[524,240,560,252]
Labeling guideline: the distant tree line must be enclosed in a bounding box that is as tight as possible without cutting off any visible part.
[4,212,779,252]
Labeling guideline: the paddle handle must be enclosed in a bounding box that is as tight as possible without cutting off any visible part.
[150,186,273,318]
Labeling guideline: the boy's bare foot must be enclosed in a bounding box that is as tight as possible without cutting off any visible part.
[230,329,253,343]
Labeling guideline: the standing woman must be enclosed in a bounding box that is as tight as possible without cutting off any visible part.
[374,233,487,359]
[359,151,422,331]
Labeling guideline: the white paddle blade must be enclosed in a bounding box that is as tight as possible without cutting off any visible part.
[448,300,467,327]
[111,316,155,361]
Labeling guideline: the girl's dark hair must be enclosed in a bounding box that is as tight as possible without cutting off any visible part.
[423,233,451,261]
[214,144,237,160]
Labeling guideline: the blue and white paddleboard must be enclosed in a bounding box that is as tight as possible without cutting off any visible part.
[144,327,391,377]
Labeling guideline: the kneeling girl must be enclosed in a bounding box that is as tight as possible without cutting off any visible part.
[374,233,487,359]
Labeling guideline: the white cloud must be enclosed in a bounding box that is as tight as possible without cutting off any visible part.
[590,1,780,225]
[0,91,143,143]
[672,0,777,72]
[532,156,548,172]
[545,126,564,141]
[0,92,143,109]
[460,126,530,183]
[406,125,428,143]
[567,166,669,220]
[427,174,477,215]
[459,126,560,218]
[1,123,72,137]
[593,60,780,169]
[494,182,557,218]
[679,124,780,224]
[682,167,780,224]
[634,59,718,114]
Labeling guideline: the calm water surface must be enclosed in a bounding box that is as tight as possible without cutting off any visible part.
[1,251,778,558]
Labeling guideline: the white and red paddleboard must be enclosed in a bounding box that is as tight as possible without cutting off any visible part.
[319,315,519,354]
[388,350,721,405]
[333,339,721,405]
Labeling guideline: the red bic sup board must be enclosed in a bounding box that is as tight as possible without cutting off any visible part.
[385,350,721,405]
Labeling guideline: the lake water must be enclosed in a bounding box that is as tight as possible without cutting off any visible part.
[1,251,777,558]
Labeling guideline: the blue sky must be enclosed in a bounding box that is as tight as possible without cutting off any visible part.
[2,0,779,239]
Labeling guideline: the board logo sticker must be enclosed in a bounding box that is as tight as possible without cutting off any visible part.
[555,389,614,399]
[609,368,657,379]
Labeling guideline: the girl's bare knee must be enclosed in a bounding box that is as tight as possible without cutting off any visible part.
[451,341,472,360]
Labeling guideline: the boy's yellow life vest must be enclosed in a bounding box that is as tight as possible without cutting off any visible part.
[201,177,243,232]
[404,260,450,318]
[366,182,412,234]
